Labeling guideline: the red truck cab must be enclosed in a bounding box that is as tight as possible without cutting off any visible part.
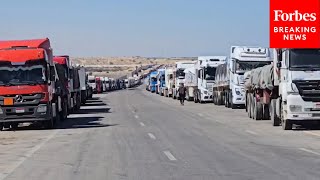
[0,38,58,129]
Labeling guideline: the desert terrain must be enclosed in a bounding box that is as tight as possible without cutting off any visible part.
[71,56,195,78]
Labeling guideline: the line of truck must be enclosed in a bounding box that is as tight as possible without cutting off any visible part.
[145,46,320,131]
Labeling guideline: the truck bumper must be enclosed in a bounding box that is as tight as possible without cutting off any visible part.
[232,95,245,105]
[0,104,51,123]
[286,94,320,120]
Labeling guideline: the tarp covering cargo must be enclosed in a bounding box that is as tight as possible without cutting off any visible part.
[259,64,274,90]
[250,67,263,89]
[215,63,228,86]
[184,67,197,86]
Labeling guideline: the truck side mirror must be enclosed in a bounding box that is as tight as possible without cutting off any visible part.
[276,61,282,68]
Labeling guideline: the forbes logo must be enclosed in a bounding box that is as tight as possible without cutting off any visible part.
[273,10,317,22]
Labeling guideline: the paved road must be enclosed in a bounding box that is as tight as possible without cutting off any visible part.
[1,86,320,180]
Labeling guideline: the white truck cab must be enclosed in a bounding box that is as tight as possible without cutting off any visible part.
[194,56,226,103]
[229,46,271,107]
[173,61,195,99]
[274,48,320,129]
[88,75,96,93]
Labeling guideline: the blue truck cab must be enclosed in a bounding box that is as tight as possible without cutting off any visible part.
[149,71,158,93]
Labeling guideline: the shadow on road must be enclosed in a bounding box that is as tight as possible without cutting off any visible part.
[58,116,118,129]
[4,97,114,131]
[82,102,108,106]
[75,107,111,114]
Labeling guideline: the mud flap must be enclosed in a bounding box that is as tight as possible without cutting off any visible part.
[52,103,57,118]
[58,96,62,112]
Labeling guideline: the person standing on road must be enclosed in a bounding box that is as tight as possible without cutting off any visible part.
[178,83,186,105]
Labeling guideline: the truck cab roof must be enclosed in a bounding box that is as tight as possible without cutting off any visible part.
[0,38,53,64]
[231,46,271,62]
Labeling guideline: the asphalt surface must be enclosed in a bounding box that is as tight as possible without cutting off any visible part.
[1,86,320,180]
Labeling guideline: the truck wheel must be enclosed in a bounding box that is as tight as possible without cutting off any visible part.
[270,99,280,126]
[10,123,19,130]
[282,119,292,130]
[60,98,68,121]
[224,92,228,107]
[263,104,270,120]
[248,94,252,118]
[253,99,262,120]
[43,118,54,129]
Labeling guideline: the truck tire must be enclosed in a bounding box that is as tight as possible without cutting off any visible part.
[44,119,54,129]
[76,94,81,111]
[229,92,236,109]
[10,123,19,130]
[216,92,221,105]
[253,98,263,120]
[224,91,228,107]
[263,104,270,120]
[248,94,252,118]
[60,98,68,121]
[270,99,280,126]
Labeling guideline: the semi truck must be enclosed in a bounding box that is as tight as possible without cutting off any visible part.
[164,67,174,97]
[193,56,226,103]
[172,61,197,100]
[78,66,87,104]
[213,46,271,108]
[245,48,320,130]
[156,69,165,95]
[184,64,197,101]
[0,38,60,129]
[88,75,96,93]
[70,66,81,111]
[149,71,158,93]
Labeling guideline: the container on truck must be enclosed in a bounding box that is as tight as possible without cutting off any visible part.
[0,38,59,129]
[213,46,271,108]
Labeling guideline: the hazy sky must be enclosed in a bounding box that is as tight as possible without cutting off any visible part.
[0,0,269,57]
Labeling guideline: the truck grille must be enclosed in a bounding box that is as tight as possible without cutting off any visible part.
[0,93,43,106]
[293,80,320,102]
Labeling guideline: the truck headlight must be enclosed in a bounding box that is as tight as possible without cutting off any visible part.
[289,105,302,112]
[235,88,241,95]
[203,91,208,94]
[0,108,3,114]
[37,104,47,113]
[291,83,299,93]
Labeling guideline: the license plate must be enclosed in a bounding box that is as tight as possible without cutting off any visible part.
[3,98,13,106]
[15,108,25,113]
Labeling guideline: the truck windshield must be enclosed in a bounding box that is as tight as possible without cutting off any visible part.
[151,77,157,82]
[205,67,216,80]
[89,79,95,83]
[235,60,270,72]
[0,61,47,86]
[289,49,320,70]
[176,69,185,78]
